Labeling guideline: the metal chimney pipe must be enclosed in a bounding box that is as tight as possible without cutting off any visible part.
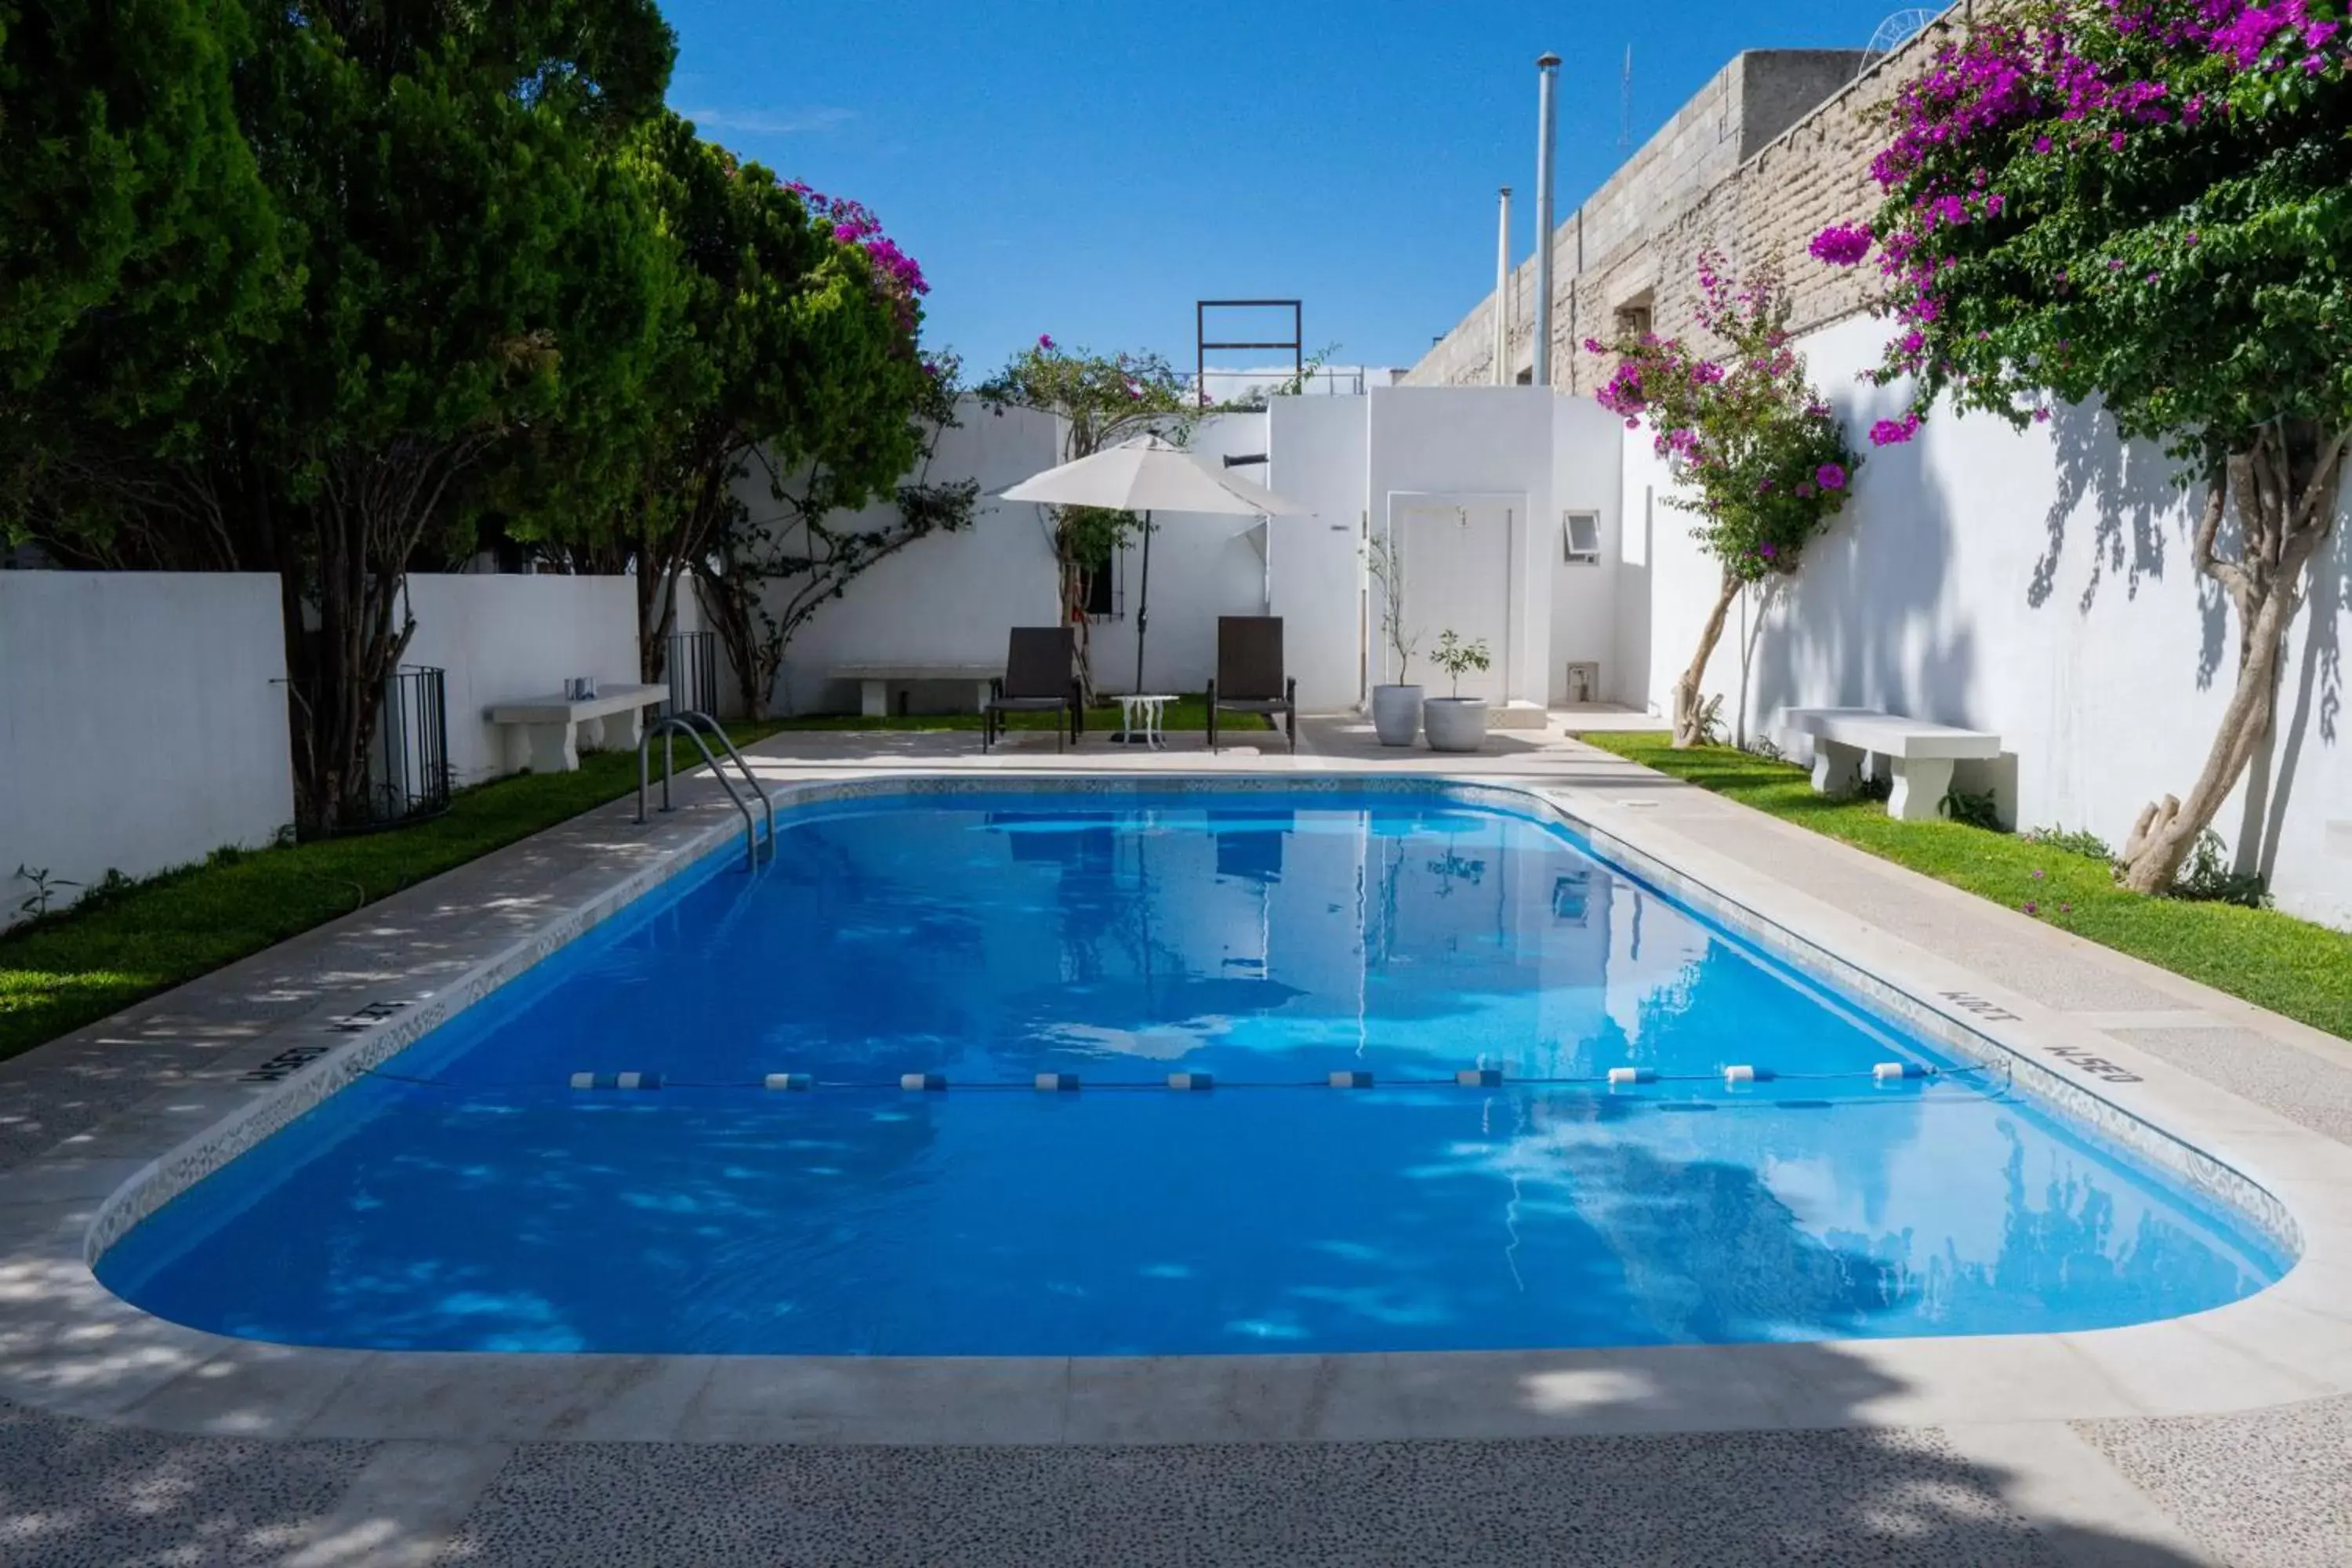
[1493,187,1512,385]
[1533,52,1562,387]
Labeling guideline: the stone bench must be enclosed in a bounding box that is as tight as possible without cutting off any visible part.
[1783,706,2003,822]
[829,663,1003,718]
[485,683,670,774]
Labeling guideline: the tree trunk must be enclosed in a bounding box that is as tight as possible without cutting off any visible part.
[698,560,768,721]
[2117,426,2345,894]
[1671,567,1742,748]
[1063,556,1099,706]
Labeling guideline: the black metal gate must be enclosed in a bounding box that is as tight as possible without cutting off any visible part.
[666,630,718,717]
[356,664,452,829]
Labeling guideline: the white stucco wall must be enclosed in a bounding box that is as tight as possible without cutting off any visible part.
[1551,397,1629,704]
[401,574,640,785]
[1267,397,1374,712]
[1635,312,2352,931]
[753,401,1064,717]
[1367,387,1559,708]
[1095,411,1280,699]
[728,387,1628,721]
[0,572,294,927]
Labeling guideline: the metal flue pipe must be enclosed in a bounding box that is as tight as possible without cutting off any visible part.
[1494,187,1513,385]
[1533,51,1561,387]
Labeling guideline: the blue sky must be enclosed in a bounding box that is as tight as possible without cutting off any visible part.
[663,2,1903,379]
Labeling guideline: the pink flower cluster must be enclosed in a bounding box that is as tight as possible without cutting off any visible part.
[786,180,930,334]
[1824,0,2352,434]
[1810,223,1875,267]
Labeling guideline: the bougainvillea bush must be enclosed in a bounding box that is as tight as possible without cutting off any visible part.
[1815,0,2351,892]
[1589,253,1863,746]
[978,339,1197,697]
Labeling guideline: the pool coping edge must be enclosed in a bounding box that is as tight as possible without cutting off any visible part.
[2,764,2348,1446]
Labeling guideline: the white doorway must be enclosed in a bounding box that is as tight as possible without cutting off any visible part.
[1389,493,1516,703]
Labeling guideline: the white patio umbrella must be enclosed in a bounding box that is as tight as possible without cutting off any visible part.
[998,436,1312,712]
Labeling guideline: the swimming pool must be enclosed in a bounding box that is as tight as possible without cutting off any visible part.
[97,784,2288,1356]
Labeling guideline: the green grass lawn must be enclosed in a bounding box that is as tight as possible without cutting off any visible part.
[0,723,781,1065]
[772,694,1267,734]
[1581,732,2352,1041]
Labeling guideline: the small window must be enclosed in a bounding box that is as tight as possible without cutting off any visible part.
[1083,550,1122,619]
[1613,289,1655,340]
[1563,510,1602,564]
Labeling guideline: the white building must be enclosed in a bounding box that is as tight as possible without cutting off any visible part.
[750,386,1633,726]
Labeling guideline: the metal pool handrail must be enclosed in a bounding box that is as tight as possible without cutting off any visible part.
[636,711,773,869]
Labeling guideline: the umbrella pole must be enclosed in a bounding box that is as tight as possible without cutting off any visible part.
[1112,510,1154,745]
[1133,510,1152,697]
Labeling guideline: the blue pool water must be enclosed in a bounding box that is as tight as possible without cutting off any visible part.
[98,788,2288,1356]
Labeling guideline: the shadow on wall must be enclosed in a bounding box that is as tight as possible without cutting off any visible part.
[2035,397,2346,881]
[1744,396,1979,757]
[2033,400,2183,631]
[2256,509,2347,889]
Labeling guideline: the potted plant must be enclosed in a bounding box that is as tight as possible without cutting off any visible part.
[1365,536,1423,746]
[1423,630,1492,753]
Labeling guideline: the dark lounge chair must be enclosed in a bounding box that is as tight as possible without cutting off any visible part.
[982,627,1082,753]
[1206,616,1297,753]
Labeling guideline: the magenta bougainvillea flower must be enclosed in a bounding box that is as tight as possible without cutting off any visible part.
[1809,223,1876,267]
[1816,462,1849,491]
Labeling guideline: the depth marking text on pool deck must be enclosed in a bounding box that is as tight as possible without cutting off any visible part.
[1939,988,2146,1085]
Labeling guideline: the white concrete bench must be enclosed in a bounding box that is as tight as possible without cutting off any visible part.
[1784,706,2002,822]
[829,662,1002,718]
[485,683,670,774]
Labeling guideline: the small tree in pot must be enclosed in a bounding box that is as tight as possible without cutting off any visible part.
[1423,631,1493,753]
[1366,535,1423,745]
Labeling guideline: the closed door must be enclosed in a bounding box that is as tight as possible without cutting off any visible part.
[1396,500,1512,702]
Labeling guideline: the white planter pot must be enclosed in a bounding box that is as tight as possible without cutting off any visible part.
[1370,684,1424,746]
[1423,697,1489,753]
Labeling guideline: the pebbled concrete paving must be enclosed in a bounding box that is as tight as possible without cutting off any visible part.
[2073,1394,2352,1568]
[2108,1028,2352,1148]
[434,1430,2091,1568]
[0,1398,371,1567]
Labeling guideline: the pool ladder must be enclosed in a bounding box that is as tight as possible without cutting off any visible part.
[636,711,774,870]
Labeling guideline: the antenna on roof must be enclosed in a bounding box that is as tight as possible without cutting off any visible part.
[1618,45,1633,152]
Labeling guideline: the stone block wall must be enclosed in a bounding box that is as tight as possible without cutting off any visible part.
[1410,18,1976,390]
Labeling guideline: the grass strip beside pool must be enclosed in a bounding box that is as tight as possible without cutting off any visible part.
[1580,731,2352,1041]
[0,725,781,1064]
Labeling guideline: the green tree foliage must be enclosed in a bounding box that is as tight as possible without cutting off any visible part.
[6,4,960,798]
[1588,254,1861,746]
[978,339,1197,697]
[1,0,280,512]
[698,347,975,719]
[13,0,679,831]
[1819,0,2352,891]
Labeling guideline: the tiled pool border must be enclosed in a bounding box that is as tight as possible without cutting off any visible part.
[9,763,2352,1445]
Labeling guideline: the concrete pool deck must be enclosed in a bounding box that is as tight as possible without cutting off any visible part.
[3,720,2349,1564]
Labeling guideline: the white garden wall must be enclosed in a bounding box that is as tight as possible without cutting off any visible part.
[743,390,1632,720]
[753,402,1063,717]
[1633,313,2352,931]
[1267,397,1374,712]
[0,572,294,927]
[1367,387,1559,709]
[1551,397,1630,704]
[401,574,640,785]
